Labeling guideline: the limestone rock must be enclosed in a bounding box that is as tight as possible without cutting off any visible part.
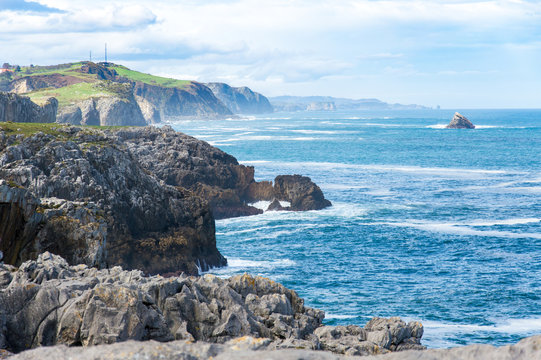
[274,175,332,211]
[446,112,475,129]
[0,92,57,123]
[206,82,274,114]
[0,127,224,275]
[9,333,541,359]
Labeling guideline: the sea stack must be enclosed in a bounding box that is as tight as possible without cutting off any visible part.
[446,112,475,129]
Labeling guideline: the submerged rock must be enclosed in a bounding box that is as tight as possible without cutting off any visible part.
[0,253,422,357]
[446,112,475,129]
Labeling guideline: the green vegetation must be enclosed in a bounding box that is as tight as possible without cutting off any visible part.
[0,122,71,139]
[110,65,190,88]
[26,81,130,107]
[20,62,85,77]
[0,122,128,138]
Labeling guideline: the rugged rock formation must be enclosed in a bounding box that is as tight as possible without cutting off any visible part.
[10,334,541,359]
[274,175,332,211]
[446,112,475,129]
[57,94,147,126]
[8,74,86,94]
[121,127,331,219]
[0,253,423,356]
[206,82,274,114]
[0,92,57,123]
[133,81,233,123]
[0,124,331,272]
[0,126,224,274]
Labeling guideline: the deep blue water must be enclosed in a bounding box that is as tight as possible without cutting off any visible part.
[170,109,541,348]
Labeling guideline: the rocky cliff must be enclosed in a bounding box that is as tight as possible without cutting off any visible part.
[0,125,224,275]
[122,128,332,219]
[0,92,57,123]
[57,86,147,126]
[0,253,424,356]
[206,82,273,114]
[2,62,242,126]
[133,81,233,122]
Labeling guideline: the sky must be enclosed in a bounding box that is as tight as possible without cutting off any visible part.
[0,0,540,108]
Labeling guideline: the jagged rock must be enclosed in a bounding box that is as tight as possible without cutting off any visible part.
[57,86,146,126]
[274,175,332,211]
[0,92,57,123]
[0,127,224,274]
[206,82,274,114]
[446,112,475,129]
[9,334,541,359]
[79,62,118,81]
[0,254,423,357]
[267,199,288,211]
[121,127,331,219]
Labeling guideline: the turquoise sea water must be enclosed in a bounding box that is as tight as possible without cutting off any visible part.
[170,109,541,348]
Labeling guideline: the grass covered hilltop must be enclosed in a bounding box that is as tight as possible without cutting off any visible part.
[0,61,273,125]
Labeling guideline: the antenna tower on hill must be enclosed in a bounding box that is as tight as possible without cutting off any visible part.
[104,43,108,64]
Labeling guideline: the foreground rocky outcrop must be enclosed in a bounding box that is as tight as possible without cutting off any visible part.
[9,334,541,360]
[0,253,423,356]
[446,112,475,129]
[0,124,331,273]
[206,82,273,114]
[0,92,57,124]
[0,126,224,274]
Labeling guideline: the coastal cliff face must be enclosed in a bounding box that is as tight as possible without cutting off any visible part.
[206,82,274,114]
[57,93,147,126]
[2,62,259,125]
[123,127,332,219]
[0,123,331,273]
[0,253,424,356]
[0,125,225,275]
[133,81,233,122]
[0,92,57,123]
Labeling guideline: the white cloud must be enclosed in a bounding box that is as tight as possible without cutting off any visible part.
[1,0,541,107]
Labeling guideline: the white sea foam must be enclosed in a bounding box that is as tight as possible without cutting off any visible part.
[426,124,447,129]
[325,314,357,320]
[207,258,297,277]
[239,160,512,178]
[381,220,541,239]
[423,318,541,335]
[211,135,320,142]
[364,188,395,196]
[289,129,356,135]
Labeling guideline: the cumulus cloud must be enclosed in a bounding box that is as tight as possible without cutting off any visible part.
[1,0,541,107]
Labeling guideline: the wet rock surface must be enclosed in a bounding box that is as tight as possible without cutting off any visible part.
[274,175,332,211]
[0,253,423,356]
[446,112,475,129]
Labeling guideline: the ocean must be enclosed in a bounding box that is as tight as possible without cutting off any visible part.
[169,109,541,349]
